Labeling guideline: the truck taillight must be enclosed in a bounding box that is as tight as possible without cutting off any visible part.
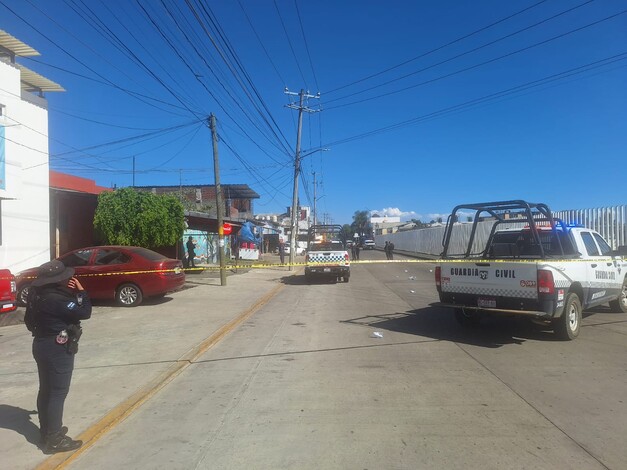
[305,254,310,262]
[537,269,554,295]
[435,266,441,288]
[344,253,349,262]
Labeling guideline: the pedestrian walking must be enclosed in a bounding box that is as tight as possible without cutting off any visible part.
[354,242,360,261]
[186,236,196,268]
[384,241,390,260]
[24,260,92,454]
[351,242,357,260]
[388,242,395,260]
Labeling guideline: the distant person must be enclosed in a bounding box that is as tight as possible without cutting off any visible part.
[354,242,360,261]
[278,239,285,264]
[384,241,390,260]
[25,260,92,454]
[186,236,196,268]
[388,242,395,260]
[351,242,357,259]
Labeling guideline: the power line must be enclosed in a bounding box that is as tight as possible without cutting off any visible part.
[322,52,627,147]
[326,7,627,110]
[236,0,288,86]
[183,0,295,159]
[324,0,550,94]
[294,0,319,92]
[273,0,308,87]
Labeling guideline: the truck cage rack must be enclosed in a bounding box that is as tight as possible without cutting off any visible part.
[441,200,571,259]
[307,224,345,249]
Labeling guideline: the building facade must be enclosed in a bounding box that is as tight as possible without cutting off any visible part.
[0,30,64,272]
[134,184,259,221]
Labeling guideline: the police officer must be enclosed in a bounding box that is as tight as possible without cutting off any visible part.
[25,260,92,454]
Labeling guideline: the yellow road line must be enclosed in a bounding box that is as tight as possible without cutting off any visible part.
[35,281,286,470]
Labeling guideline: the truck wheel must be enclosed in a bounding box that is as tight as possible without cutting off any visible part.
[553,293,581,340]
[343,275,350,283]
[454,308,480,326]
[116,283,143,307]
[609,278,627,313]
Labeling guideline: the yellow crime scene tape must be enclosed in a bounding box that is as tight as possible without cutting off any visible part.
[11,256,626,282]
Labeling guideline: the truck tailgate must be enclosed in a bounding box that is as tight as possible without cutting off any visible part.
[307,251,348,265]
[440,261,539,301]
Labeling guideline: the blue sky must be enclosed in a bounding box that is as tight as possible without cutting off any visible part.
[2,0,626,225]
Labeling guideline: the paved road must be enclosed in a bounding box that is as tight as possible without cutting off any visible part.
[1,251,625,469]
[68,251,626,469]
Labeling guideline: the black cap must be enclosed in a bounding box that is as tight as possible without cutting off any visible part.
[32,260,75,287]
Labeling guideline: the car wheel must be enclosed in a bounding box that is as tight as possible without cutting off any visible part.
[18,285,31,306]
[343,276,350,283]
[609,277,627,313]
[454,308,481,326]
[553,292,581,340]
[116,283,143,307]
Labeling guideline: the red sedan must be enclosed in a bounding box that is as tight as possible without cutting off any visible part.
[16,246,185,307]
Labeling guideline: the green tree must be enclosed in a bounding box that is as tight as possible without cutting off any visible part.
[94,187,185,248]
[351,210,370,237]
[340,224,353,242]
[409,219,429,229]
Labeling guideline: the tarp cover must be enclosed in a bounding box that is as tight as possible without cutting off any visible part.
[238,221,261,244]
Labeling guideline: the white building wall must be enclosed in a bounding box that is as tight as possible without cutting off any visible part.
[0,60,51,272]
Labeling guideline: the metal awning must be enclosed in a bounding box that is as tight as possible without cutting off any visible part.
[0,29,40,57]
[16,63,65,93]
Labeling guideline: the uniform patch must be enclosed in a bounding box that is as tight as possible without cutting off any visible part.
[67,301,77,309]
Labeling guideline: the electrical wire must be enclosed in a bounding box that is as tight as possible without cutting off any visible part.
[325,0,550,94]
[322,52,627,147]
[326,7,627,110]
[294,0,319,92]
[272,0,308,88]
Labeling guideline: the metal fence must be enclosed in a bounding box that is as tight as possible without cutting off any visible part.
[377,205,627,256]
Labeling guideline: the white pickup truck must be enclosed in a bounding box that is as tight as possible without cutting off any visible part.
[434,201,627,340]
[305,224,350,283]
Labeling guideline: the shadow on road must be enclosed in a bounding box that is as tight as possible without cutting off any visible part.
[281,274,344,286]
[0,404,41,448]
[343,306,563,348]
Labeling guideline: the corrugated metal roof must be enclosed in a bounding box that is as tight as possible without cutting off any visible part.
[0,30,40,57]
[16,63,65,92]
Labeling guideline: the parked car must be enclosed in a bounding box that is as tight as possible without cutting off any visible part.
[16,246,185,307]
[363,239,376,250]
[0,269,17,314]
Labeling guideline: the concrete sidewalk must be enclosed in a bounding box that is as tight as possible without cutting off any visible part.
[0,264,295,470]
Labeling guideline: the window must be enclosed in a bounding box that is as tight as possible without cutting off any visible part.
[60,249,94,267]
[580,232,599,256]
[94,249,130,265]
[592,233,612,256]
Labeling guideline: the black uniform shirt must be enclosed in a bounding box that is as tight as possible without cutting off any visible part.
[25,285,92,337]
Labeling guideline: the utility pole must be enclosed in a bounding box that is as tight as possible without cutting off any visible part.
[312,171,317,227]
[209,114,226,286]
[285,88,320,270]
[132,156,135,187]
